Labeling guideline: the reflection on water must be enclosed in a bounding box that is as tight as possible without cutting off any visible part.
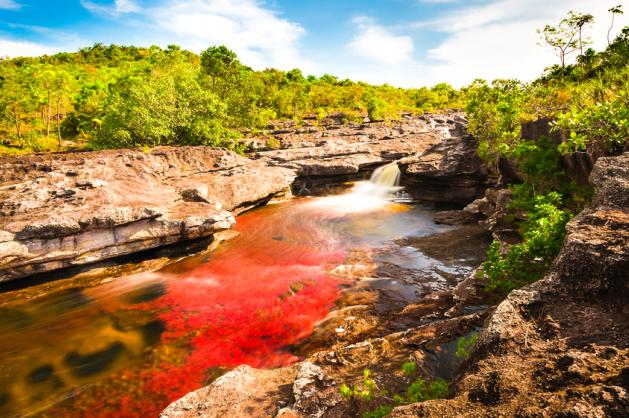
[0,184,471,418]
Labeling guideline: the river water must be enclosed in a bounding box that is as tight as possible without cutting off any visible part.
[0,178,487,417]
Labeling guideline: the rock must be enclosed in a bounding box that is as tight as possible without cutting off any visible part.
[0,147,294,283]
[160,365,298,418]
[400,135,489,205]
[433,210,478,225]
[293,362,328,417]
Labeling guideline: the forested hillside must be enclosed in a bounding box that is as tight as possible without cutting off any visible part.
[0,44,462,154]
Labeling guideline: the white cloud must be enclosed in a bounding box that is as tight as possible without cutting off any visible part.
[81,0,140,17]
[0,39,59,57]
[346,16,414,64]
[147,0,309,71]
[0,0,21,10]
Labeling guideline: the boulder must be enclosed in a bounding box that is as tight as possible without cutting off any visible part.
[160,365,298,418]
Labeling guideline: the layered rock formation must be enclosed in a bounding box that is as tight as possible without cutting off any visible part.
[1,113,485,283]
[398,114,489,205]
[0,147,295,282]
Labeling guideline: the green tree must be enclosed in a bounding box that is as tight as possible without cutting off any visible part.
[200,45,239,89]
[566,11,595,55]
[538,18,579,67]
[0,67,36,145]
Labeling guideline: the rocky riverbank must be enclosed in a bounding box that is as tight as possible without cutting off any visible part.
[0,113,482,283]
[3,112,624,418]
[160,144,627,415]
[390,152,629,417]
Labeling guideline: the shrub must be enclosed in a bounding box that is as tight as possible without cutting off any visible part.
[480,192,572,293]
[455,332,479,359]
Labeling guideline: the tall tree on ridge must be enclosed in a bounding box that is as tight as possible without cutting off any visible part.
[608,5,624,45]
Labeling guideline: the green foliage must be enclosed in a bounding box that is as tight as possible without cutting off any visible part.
[0,43,465,154]
[394,378,448,404]
[401,362,417,377]
[362,404,394,418]
[339,366,448,418]
[554,91,629,154]
[92,63,235,149]
[464,79,529,167]
[455,332,479,359]
[266,137,281,149]
[365,92,386,121]
[480,191,572,293]
[339,369,377,402]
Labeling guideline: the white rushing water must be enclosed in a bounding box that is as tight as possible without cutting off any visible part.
[307,162,403,214]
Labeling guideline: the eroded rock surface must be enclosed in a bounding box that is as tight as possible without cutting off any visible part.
[398,120,489,205]
[0,147,295,282]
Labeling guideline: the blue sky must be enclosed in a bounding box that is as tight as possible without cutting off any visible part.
[1,0,627,87]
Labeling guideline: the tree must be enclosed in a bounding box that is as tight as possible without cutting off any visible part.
[51,70,73,149]
[94,63,231,149]
[36,67,56,139]
[0,67,36,146]
[566,12,594,55]
[538,17,579,67]
[608,5,624,45]
[286,68,306,118]
[200,45,239,88]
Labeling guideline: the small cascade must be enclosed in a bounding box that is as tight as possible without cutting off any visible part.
[370,162,401,188]
[307,162,403,214]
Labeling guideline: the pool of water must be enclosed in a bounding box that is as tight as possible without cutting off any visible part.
[0,189,481,418]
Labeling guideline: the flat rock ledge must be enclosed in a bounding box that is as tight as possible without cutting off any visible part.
[0,147,295,283]
[0,112,483,284]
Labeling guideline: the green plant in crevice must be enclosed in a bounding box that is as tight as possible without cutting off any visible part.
[455,332,479,359]
[362,404,394,418]
[339,369,378,402]
[393,378,449,404]
[340,365,448,418]
[479,191,572,294]
[401,361,417,377]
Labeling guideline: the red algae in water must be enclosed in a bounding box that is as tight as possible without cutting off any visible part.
[46,201,349,418]
[4,195,425,418]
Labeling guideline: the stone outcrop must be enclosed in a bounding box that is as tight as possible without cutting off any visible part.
[0,147,296,282]
[253,113,466,195]
[160,365,299,418]
[398,114,489,205]
[390,153,629,417]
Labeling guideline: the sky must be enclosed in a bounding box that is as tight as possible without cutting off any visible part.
[0,0,627,87]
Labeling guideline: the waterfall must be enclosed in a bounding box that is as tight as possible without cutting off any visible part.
[306,162,402,214]
[353,162,402,200]
[370,162,401,188]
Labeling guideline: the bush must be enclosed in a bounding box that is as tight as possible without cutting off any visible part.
[554,91,629,154]
[455,332,479,359]
[480,191,572,293]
